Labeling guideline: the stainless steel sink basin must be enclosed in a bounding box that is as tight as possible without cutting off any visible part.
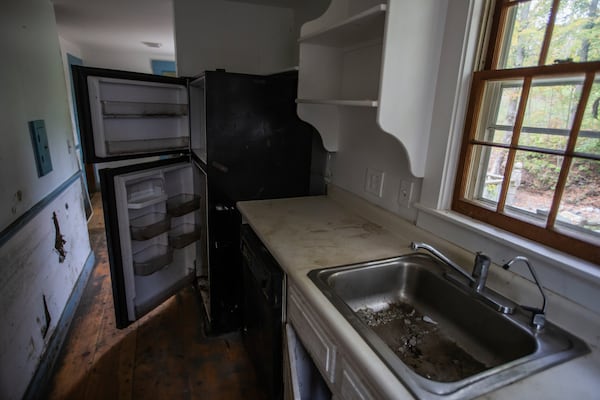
[308,254,589,399]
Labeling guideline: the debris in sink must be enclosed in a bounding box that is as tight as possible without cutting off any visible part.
[356,302,488,382]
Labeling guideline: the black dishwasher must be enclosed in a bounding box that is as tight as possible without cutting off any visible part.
[241,225,283,400]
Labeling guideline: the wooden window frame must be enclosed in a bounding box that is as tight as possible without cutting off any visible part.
[452,0,600,264]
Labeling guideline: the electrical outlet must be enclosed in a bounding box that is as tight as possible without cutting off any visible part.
[399,179,414,207]
[365,168,384,198]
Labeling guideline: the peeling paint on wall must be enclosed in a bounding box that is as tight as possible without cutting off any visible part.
[1,182,91,400]
[52,212,66,263]
[41,295,51,338]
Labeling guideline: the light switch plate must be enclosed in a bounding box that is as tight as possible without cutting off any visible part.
[365,168,384,198]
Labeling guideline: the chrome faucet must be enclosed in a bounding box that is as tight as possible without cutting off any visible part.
[410,242,515,314]
[502,256,547,330]
[410,242,475,284]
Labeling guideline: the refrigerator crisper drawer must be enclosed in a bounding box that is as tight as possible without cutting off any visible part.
[87,76,189,158]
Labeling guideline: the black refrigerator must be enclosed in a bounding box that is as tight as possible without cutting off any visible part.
[73,66,318,333]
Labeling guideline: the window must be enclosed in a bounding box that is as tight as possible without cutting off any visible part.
[453,0,600,264]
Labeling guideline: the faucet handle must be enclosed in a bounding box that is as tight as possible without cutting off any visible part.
[471,252,491,293]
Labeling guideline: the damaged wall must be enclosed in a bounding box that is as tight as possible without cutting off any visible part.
[0,184,91,400]
[0,0,81,231]
[0,0,92,398]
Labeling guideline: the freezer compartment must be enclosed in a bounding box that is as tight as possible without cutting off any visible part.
[130,212,171,240]
[167,194,201,217]
[169,223,202,249]
[87,76,189,158]
[133,244,173,276]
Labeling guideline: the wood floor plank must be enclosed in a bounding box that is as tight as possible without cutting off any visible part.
[132,295,191,399]
[46,194,265,400]
[115,329,136,400]
[46,247,111,399]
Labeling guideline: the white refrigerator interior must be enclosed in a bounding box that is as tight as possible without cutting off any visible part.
[112,162,207,320]
[87,76,190,158]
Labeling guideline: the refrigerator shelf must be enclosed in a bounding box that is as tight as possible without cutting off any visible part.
[106,137,189,156]
[133,245,173,276]
[127,178,167,209]
[102,100,188,117]
[168,223,202,249]
[130,212,171,240]
[166,194,201,217]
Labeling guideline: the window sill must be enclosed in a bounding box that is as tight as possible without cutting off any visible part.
[414,203,600,314]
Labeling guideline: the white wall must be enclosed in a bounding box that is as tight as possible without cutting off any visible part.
[289,1,331,65]
[80,44,169,74]
[0,1,92,398]
[330,108,421,222]
[421,0,481,210]
[174,0,298,75]
[0,0,80,230]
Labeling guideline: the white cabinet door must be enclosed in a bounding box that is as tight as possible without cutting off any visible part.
[284,323,332,400]
[288,285,337,383]
[339,358,374,400]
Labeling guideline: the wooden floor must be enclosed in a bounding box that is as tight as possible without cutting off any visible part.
[45,195,265,400]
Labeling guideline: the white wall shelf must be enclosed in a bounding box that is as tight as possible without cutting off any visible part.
[297,0,386,153]
[298,4,386,47]
[296,0,447,177]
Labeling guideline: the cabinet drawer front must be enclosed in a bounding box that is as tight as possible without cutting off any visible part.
[288,285,336,384]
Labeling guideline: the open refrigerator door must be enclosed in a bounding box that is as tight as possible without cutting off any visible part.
[100,159,208,327]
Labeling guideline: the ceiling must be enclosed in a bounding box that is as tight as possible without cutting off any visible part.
[52,0,175,57]
[51,0,313,60]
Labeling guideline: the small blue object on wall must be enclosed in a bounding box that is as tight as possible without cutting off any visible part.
[151,59,176,76]
[28,119,53,177]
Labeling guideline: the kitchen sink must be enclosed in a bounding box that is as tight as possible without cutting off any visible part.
[308,253,589,399]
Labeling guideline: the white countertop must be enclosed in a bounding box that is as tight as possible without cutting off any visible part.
[237,190,600,400]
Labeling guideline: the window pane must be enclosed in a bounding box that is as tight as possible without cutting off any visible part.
[556,158,600,243]
[464,145,509,209]
[519,75,585,151]
[475,80,524,144]
[498,1,552,68]
[504,150,563,226]
[576,74,600,155]
[546,0,600,64]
